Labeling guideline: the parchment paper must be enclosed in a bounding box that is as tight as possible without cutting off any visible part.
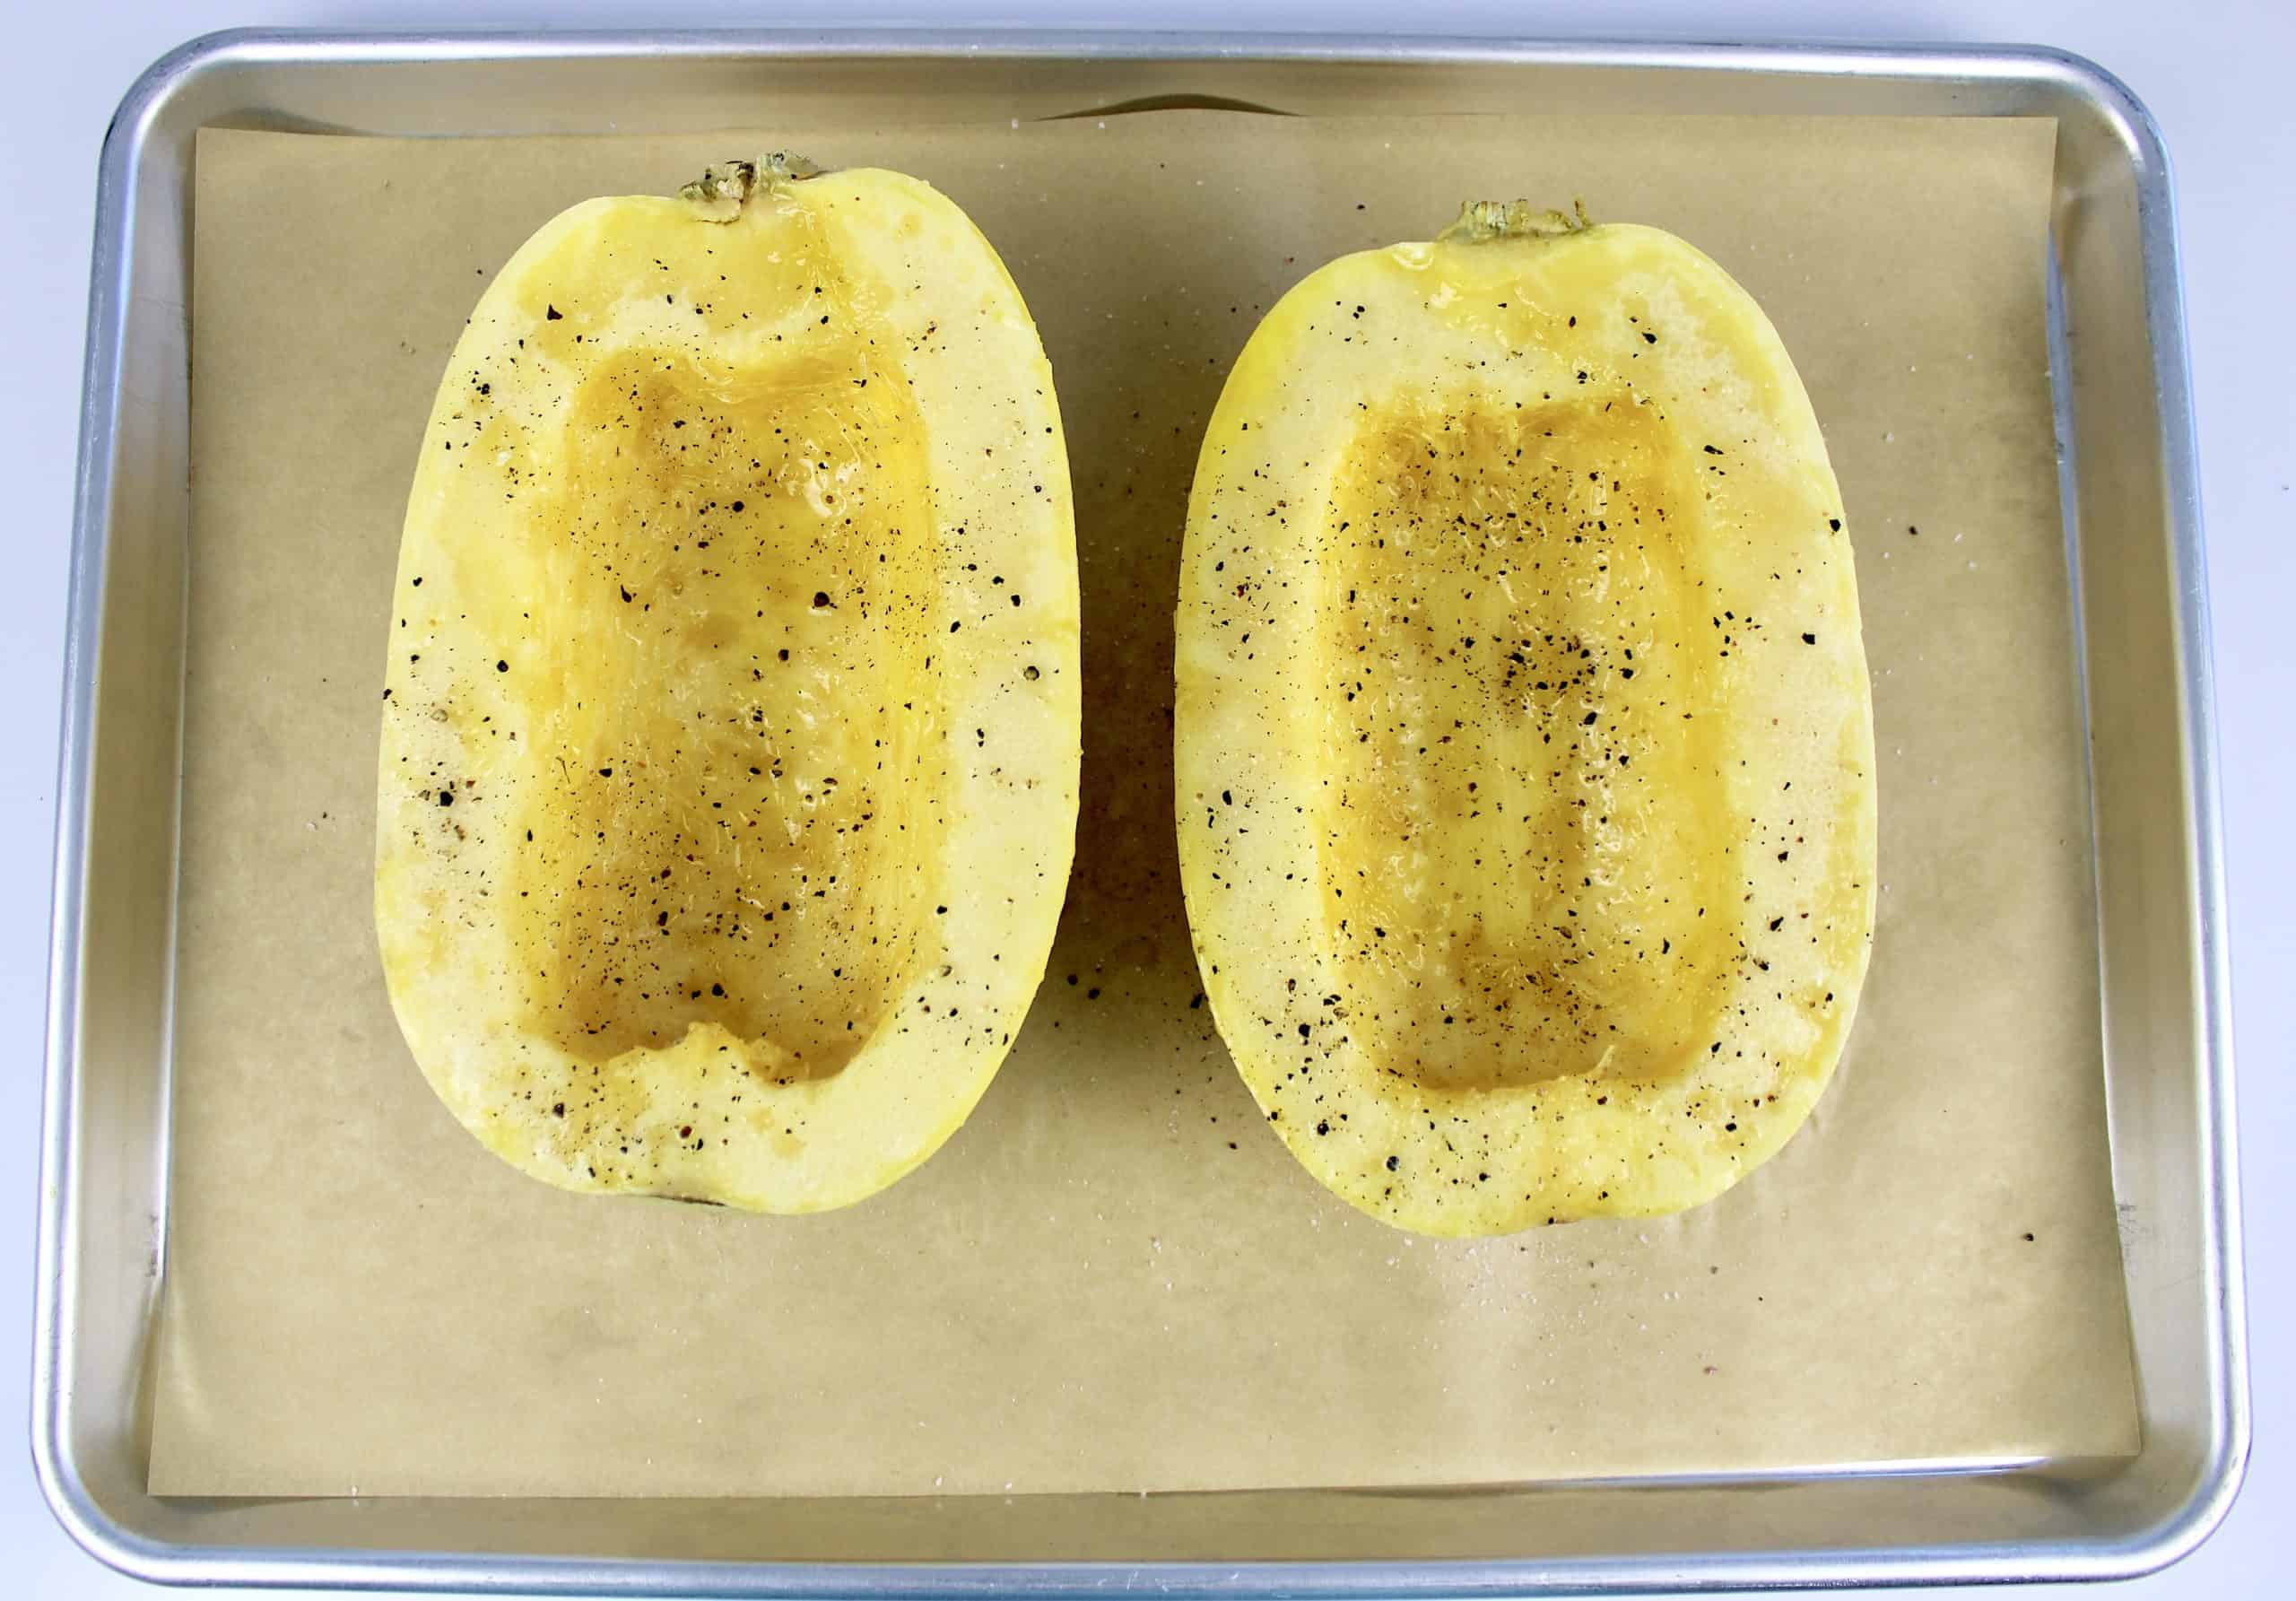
[152,111,2137,1499]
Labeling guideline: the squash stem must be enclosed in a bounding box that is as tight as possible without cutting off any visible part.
[1438,197,1594,244]
[678,152,822,222]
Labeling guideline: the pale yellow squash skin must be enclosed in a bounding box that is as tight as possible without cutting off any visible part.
[378,163,1079,1212]
[1176,209,1875,1236]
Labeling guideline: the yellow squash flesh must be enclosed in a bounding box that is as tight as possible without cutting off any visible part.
[378,161,1079,1212]
[1176,206,1875,1236]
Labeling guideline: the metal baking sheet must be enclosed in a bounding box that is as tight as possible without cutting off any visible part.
[35,28,2246,1593]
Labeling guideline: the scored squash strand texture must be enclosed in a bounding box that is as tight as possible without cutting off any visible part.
[378,161,1079,1212]
[1176,205,1876,1236]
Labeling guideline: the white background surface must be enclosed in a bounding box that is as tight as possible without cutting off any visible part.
[3,2,2286,1597]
